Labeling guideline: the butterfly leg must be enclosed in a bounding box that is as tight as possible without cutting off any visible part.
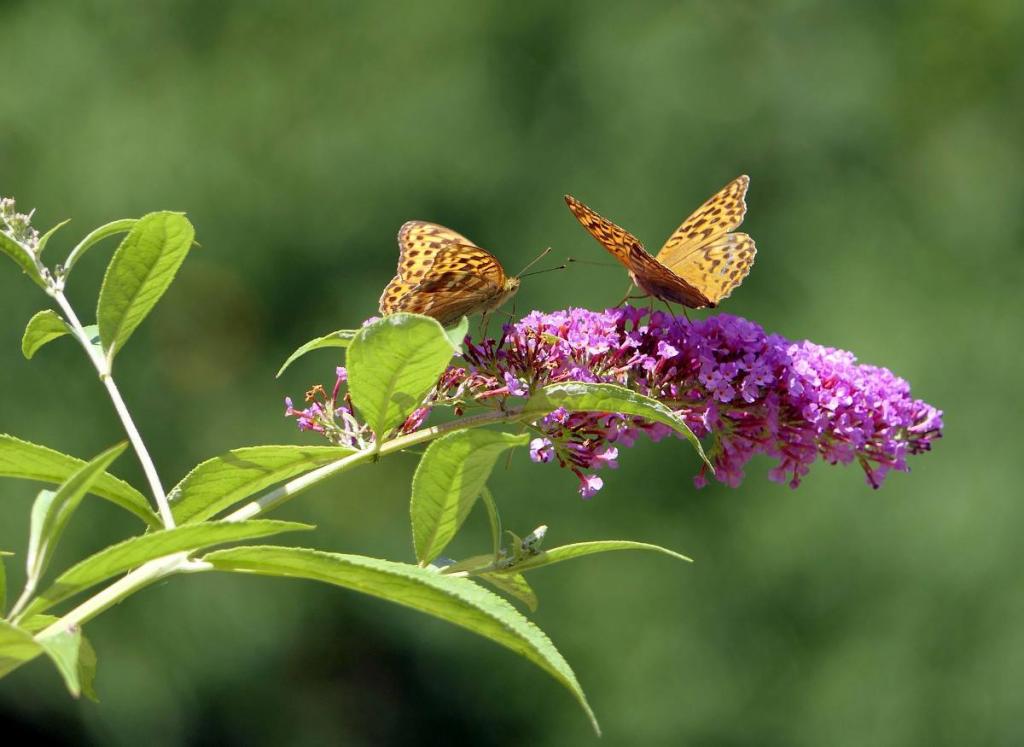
[615,282,636,307]
[479,312,491,339]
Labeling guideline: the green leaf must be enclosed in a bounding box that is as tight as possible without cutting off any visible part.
[0,230,46,289]
[62,218,137,275]
[96,212,195,364]
[77,631,99,701]
[480,486,502,559]
[347,314,456,438]
[21,310,69,359]
[16,614,98,700]
[444,316,469,349]
[0,619,44,679]
[411,431,528,565]
[0,551,12,616]
[0,434,156,527]
[25,443,128,586]
[204,546,599,734]
[276,329,357,378]
[523,382,713,471]
[36,219,71,256]
[36,625,83,697]
[22,520,313,618]
[492,540,692,574]
[170,445,355,524]
[479,572,538,612]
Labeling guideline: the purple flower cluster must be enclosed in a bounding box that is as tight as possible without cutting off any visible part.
[459,307,942,494]
[287,307,941,498]
[284,367,375,449]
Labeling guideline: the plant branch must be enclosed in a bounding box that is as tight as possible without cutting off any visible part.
[37,406,525,638]
[49,289,175,528]
[223,408,521,521]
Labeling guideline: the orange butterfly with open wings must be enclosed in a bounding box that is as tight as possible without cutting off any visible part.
[565,175,756,308]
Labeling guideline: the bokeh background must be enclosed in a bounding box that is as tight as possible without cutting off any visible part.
[1,1,1022,744]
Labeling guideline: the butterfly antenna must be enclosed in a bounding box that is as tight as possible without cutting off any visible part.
[514,247,552,278]
[519,263,567,279]
[567,256,619,269]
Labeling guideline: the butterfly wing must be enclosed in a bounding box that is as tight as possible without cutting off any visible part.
[380,240,513,327]
[564,194,712,307]
[396,221,479,282]
[654,175,756,305]
[564,194,645,269]
[426,241,508,287]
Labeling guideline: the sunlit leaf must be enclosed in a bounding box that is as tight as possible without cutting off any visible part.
[444,315,469,349]
[22,520,313,618]
[62,218,137,275]
[492,539,692,574]
[0,435,156,527]
[0,231,46,289]
[347,314,456,438]
[523,382,712,470]
[411,430,528,565]
[0,619,43,680]
[36,219,70,256]
[21,310,69,359]
[204,546,600,734]
[0,550,12,616]
[478,571,538,612]
[276,329,357,378]
[170,445,355,524]
[36,625,83,697]
[15,613,98,699]
[25,443,128,586]
[97,212,195,364]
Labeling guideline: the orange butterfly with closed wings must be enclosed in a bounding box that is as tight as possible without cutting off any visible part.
[565,175,756,308]
[379,221,520,328]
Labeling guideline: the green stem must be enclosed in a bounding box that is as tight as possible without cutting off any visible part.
[36,407,523,637]
[49,289,175,528]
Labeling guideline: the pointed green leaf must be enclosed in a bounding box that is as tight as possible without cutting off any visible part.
[444,316,469,349]
[0,619,44,679]
[492,540,692,574]
[22,520,313,618]
[36,219,71,256]
[63,218,137,275]
[480,486,502,559]
[0,551,12,616]
[170,445,356,524]
[22,310,69,359]
[77,631,99,701]
[36,624,83,697]
[411,430,528,565]
[479,572,538,612]
[16,614,98,699]
[204,546,599,734]
[347,314,456,437]
[276,329,357,377]
[25,489,57,583]
[80,324,104,358]
[523,382,713,470]
[25,443,128,586]
[97,212,195,364]
[0,231,46,288]
[0,434,157,527]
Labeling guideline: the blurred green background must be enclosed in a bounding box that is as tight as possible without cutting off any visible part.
[2,1,1022,744]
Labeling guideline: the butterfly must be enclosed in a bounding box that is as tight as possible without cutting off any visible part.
[564,175,756,308]
[379,221,520,327]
